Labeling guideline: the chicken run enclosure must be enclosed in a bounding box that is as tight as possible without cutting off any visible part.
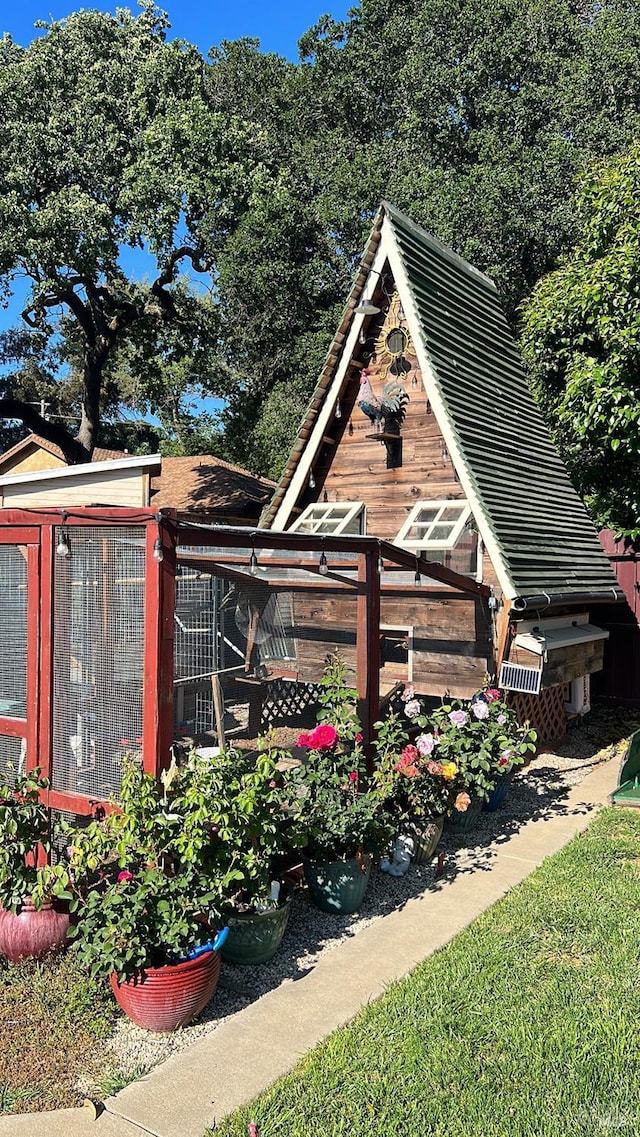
[0,507,492,815]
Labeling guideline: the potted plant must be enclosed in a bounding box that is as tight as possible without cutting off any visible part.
[65,755,227,1031]
[400,685,537,832]
[372,712,466,862]
[287,655,394,914]
[0,767,72,962]
[176,742,294,966]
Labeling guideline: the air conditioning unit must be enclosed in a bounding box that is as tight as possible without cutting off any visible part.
[499,661,542,695]
[566,674,591,715]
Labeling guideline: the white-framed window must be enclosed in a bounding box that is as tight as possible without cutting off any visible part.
[395,499,471,550]
[290,501,365,536]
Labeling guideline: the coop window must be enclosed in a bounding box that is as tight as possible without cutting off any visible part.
[395,500,471,550]
[380,626,413,681]
[290,501,365,535]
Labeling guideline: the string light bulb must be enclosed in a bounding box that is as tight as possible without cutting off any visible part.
[414,555,422,587]
[249,547,259,575]
[319,549,329,576]
[56,529,70,558]
[335,401,342,420]
[153,537,164,563]
[309,470,316,490]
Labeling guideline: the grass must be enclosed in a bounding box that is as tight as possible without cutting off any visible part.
[213,808,640,1137]
[0,948,117,1114]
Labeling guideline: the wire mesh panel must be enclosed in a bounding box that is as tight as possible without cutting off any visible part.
[0,734,26,782]
[52,527,146,801]
[0,545,27,719]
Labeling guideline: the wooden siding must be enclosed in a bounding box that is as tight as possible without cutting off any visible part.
[1,449,65,476]
[1,467,148,509]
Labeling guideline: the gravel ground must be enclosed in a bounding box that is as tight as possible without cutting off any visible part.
[84,705,640,1096]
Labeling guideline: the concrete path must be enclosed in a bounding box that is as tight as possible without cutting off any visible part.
[0,758,617,1137]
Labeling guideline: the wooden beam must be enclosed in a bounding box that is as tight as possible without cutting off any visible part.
[356,549,380,745]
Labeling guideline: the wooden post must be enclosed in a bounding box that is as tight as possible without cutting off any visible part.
[356,549,380,745]
[211,673,226,748]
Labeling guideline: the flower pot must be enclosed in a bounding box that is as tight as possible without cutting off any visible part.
[445,796,483,833]
[483,773,512,812]
[110,948,222,1032]
[303,853,372,914]
[0,899,70,963]
[222,899,291,965]
[409,816,445,863]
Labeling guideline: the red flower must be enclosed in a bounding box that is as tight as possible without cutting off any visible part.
[485,688,501,703]
[400,745,419,765]
[355,733,363,744]
[117,870,133,882]
[348,771,358,783]
[309,724,339,750]
[296,732,312,748]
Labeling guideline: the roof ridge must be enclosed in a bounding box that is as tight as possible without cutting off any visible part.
[381,201,498,292]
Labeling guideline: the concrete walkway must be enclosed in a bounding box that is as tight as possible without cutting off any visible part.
[0,758,617,1137]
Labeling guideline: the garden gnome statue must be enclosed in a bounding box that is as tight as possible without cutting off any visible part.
[380,834,413,876]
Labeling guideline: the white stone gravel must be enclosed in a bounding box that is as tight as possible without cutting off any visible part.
[83,707,639,1095]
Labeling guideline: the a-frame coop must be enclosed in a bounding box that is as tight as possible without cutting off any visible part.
[261,202,623,740]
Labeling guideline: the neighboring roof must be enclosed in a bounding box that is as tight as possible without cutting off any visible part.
[151,456,275,516]
[263,202,621,606]
[0,433,125,471]
[0,453,161,487]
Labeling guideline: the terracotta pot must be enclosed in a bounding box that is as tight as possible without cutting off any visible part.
[222,899,291,966]
[0,899,70,963]
[409,816,445,863]
[303,852,372,914]
[110,949,221,1032]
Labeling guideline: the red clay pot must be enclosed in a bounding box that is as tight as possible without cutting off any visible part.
[110,949,222,1032]
[0,899,70,962]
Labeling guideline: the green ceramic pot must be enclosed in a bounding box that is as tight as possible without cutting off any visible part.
[222,899,291,965]
[444,795,483,833]
[303,853,372,914]
[409,816,445,863]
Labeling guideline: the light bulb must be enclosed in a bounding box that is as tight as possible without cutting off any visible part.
[309,470,316,489]
[249,549,259,575]
[153,537,164,563]
[56,531,70,558]
[335,401,342,420]
[319,551,329,576]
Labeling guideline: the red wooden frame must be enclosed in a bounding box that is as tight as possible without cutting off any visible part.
[0,507,177,814]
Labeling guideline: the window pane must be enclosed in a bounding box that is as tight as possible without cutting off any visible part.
[0,545,27,719]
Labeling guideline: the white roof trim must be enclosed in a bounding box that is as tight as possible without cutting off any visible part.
[270,238,390,532]
[382,217,517,601]
[0,453,162,487]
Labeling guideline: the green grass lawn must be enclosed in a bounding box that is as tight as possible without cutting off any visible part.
[214,808,640,1137]
[0,950,116,1114]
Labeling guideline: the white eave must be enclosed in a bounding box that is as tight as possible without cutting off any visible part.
[514,621,609,656]
[0,453,162,487]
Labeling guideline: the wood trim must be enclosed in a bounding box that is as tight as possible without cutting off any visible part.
[356,550,380,745]
[37,525,55,784]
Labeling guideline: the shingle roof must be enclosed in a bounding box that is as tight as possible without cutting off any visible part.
[0,434,125,469]
[150,456,274,516]
[263,202,621,605]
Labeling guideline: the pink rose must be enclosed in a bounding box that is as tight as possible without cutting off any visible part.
[449,710,468,727]
[497,714,506,725]
[117,870,133,882]
[400,745,419,766]
[355,733,363,744]
[348,771,358,783]
[471,701,489,720]
[297,732,311,748]
[401,684,415,702]
[485,688,501,702]
[454,792,471,812]
[427,759,443,775]
[404,699,421,719]
[309,724,339,750]
[417,733,435,756]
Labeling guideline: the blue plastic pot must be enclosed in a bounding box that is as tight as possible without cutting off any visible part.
[483,774,512,812]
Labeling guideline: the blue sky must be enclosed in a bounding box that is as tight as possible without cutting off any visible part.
[0,1,351,60]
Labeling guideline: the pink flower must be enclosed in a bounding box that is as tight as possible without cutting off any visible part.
[309,724,339,750]
[449,710,468,727]
[348,771,358,783]
[471,701,489,721]
[427,760,443,775]
[401,684,415,702]
[485,688,501,703]
[417,733,435,756]
[355,733,363,745]
[497,714,506,725]
[117,870,133,882]
[400,745,419,766]
[404,699,421,719]
[297,732,312,748]
[454,792,471,812]
[269,780,277,788]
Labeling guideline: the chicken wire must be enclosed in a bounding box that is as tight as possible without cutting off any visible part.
[0,734,26,783]
[51,527,146,800]
[0,544,28,720]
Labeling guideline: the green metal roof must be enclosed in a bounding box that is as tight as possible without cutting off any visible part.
[263,202,621,606]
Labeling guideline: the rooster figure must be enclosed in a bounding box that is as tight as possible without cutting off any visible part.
[358,369,408,434]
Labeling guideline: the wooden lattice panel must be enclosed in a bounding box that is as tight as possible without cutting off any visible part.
[261,679,322,729]
[506,682,569,745]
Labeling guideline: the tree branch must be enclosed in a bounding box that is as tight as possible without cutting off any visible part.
[0,398,88,464]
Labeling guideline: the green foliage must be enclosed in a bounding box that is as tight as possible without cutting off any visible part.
[521,144,640,535]
[0,768,71,911]
[286,655,393,859]
[372,712,462,823]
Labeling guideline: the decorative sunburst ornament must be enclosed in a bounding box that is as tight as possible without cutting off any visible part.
[374,291,417,380]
